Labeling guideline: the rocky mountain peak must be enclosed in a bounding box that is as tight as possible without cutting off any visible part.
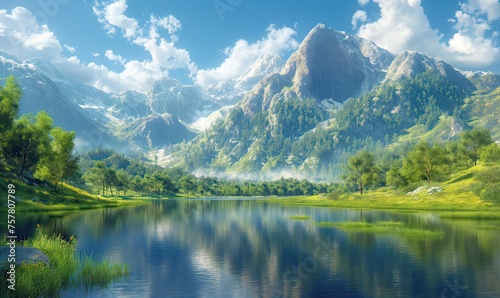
[241,24,393,114]
[384,51,476,91]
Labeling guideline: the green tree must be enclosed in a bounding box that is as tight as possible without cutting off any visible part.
[402,141,448,186]
[460,127,493,165]
[35,127,78,190]
[0,76,21,134]
[386,164,408,189]
[3,111,53,178]
[84,161,107,195]
[104,168,118,196]
[343,151,378,195]
[481,143,500,164]
[116,169,131,195]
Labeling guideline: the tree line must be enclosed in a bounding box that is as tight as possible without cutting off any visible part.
[77,148,331,197]
[343,127,500,201]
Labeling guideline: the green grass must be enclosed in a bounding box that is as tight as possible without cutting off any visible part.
[318,221,444,239]
[0,176,147,212]
[0,227,129,297]
[438,211,500,220]
[263,164,500,212]
[288,215,311,220]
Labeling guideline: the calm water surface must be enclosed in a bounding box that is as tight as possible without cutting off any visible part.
[15,199,500,297]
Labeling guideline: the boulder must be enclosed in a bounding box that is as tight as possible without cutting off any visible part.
[427,187,443,194]
[407,186,426,196]
[0,246,50,269]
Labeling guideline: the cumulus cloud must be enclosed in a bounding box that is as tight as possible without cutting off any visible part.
[105,49,125,64]
[352,10,367,29]
[195,25,299,87]
[93,0,139,38]
[0,7,64,61]
[64,45,76,53]
[358,0,370,6]
[354,0,500,71]
[0,1,199,94]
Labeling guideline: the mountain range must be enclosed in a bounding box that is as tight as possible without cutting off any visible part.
[1,23,499,180]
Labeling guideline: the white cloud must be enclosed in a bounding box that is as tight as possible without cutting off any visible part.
[105,49,125,64]
[195,25,299,87]
[461,0,500,22]
[352,10,367,29]
[355,0,500,71]
[93,0,139,38]
[64,44,76,53]
[91,0,196,92]
[0,7,63,61]
[358,0,370,6]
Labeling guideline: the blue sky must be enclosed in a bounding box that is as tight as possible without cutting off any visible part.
[0,0,499,93]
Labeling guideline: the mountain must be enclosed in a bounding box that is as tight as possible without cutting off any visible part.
[383,51,476,91]
[0,52,125,152]
[115,113,197,150]
[0,53,205,151]
[463,71,500,91]
[146,78,220,124]
[204,54,285,104]
[164,24,496,181]
[240,24,394,115]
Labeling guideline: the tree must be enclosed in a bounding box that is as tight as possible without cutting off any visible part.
[116,169,131,195]
[343,151,378,195]
[104,168,118,196]
[3,111,53,178]
[386,164,408,189]
[35,127,78,190]
[460,127,493,165]
[481,143,500,164]
[0,76,21,134]
[179,175,197,195]
[84,161,107,195]
[402,141,448,186]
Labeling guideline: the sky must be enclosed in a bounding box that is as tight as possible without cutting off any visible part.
[0,0,499,94]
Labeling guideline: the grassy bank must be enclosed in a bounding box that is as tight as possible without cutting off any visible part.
[0,227,129,297]
[0,176,148,212]
[264,165,500,212]
[318,221,445,239]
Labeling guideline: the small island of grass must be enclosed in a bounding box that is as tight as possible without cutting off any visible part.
[318,221,444,239]
[288,215,311,220]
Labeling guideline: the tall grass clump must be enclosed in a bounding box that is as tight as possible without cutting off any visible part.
[0,226,129,297]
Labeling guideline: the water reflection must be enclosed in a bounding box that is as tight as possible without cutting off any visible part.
[12,199,500,297]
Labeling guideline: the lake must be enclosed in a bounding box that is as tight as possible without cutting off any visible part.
[16,199,500,297]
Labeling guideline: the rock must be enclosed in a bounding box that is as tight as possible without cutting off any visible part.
[407,186,426,196]
[428,187,443,194]
[0,246,50,269]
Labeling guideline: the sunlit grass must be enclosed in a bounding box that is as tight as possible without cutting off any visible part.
[438,211,500,220]
[288,215,311,220]
[0,227,129,297]
[318,221,444,239]
[263,164,500,212]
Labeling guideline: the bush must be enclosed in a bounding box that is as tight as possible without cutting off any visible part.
[327,189,343,200]
[480,184,500,202]
[475,166,500,203]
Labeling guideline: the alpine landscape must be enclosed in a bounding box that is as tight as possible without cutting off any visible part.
[0,1,499,297]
